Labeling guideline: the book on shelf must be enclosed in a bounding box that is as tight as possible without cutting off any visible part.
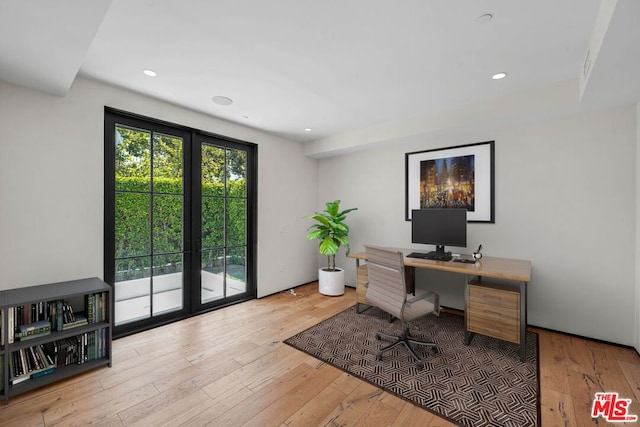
[86,293,94,324]
[9,344,56,384]
[61,313,88,330]
[101,292,106,321]
[4,294,108,344]
[48,330,108,367]
[10,375,29,385]
[31,367,56,379]
[15,319,51,341]
[84,292,108,324]
[41,341,56,366]
[5,299,62,343]
[6,330,108,385]
[52,299,77,331]
[62,300,76,324]
[13,301,55,329]
[8,306,14,344]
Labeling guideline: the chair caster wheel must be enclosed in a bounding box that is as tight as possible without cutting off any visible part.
[375,333,381,341]
[417,362,424,370]
[376,353,383,361]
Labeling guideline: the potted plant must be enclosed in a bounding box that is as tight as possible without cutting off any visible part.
[305,200,357,295]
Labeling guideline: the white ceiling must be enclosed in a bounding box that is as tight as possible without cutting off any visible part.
[1,0,639,145]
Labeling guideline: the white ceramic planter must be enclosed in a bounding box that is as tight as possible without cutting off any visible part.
[318,268,345,296]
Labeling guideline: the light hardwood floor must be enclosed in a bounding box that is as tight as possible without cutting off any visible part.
[1,283,639,426]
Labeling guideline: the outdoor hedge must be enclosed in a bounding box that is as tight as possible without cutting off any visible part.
[115,176,246,275]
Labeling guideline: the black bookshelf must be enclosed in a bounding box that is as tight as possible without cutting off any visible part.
[0,277,112,404]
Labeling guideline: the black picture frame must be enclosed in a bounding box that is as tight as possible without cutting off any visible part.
[405,141,495,222]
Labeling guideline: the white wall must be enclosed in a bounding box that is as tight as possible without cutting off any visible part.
[318,105,637,345]
[0,77,319,297]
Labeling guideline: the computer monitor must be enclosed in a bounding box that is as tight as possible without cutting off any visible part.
[411,208,467,254]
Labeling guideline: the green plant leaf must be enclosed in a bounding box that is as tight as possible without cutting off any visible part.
[334,234,350,246]
[338,207,358,216]
[319,237,339,256]
[308,214,332,227]
[325,200,340,216]
[305,229,325,240]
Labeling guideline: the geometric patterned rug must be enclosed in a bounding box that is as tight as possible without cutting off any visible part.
[284,305,540,427]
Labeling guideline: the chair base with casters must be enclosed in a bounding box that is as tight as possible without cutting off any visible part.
[375,324,437,369]
[363,244,441,370]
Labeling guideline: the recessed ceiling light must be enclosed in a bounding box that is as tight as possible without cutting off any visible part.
[305,128,312,132]
[143,69,158,77]
[212,96,233,106]
[476,14,493,24]
[492,72,507,80]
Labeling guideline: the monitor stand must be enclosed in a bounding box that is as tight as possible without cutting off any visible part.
[425,245,452,260]
[434,245,446,254]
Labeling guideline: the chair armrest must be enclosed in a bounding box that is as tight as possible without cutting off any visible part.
[406,290,440,316]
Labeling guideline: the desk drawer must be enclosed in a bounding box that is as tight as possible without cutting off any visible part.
[467,284,520,344]
[468,300,519,323]
[467,315,520,343]
[468,285,519,310]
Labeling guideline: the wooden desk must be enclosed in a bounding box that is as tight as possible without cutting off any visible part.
[348,249,532,361]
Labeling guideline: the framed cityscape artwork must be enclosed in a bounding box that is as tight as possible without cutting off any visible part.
[405,141,495,222]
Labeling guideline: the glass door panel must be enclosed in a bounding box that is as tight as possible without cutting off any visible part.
[152,253,183,315]
[225,246,246,296]
[152,132,184,315]
[114,256,151,324]
[199,143,249,305]
[225,148,247,297]
[113,124,185,327]
[200,143,225,304]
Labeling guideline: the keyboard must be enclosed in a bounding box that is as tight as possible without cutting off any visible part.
[406,251,453,261]
[406,252,427,259]
[453,258,476,264]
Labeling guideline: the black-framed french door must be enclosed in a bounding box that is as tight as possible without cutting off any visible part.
[104,108,257,338]
[191,133,256,311]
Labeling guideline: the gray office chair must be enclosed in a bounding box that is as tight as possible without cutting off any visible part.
[364,244,440,369]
